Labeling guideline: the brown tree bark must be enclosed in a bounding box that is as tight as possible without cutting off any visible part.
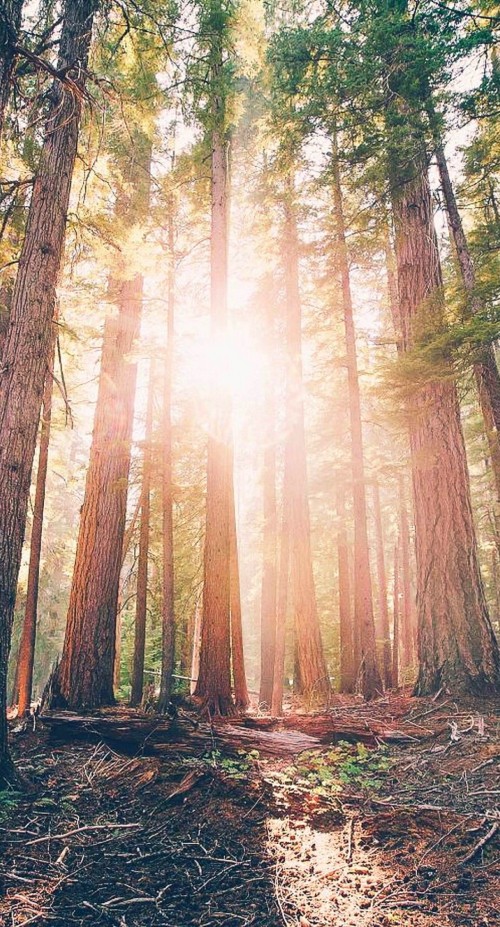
[16,325,57,716]
[55,141,151,710]
[336,486,355,693]
[130,364,154,707]
[194,77,234,713]
[271,467,290,716]
[331,134,382,699]
[398,473,414,669]
[282,175,330,702]
[388,145,500,695]
[372,480,392,688]
[190,598,202,696]
[229,469,249,709]
[392,541,400,689]
[429,115,500,504]
[0,0,96,786]
[158,197,176,712]
[259,334,277,708]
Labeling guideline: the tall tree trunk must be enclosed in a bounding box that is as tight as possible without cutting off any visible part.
[388,145,500,695]
[398,473,414,669]
[194,101,234,713]
[259,293,277,708]
[130,364,154,707]
[190,597,202,696]
[229,470,249,709]
[271,465,291,716]
[158,197,175,712]
[372,480,392,688]
[0,0,96,786]
[331,134,381,699]
[430,117,500,504]
[282,176,330,702]
[337,486,355,693]
[392,541,400,689]
[55,141,151,709]
[0,0,23,141]
[16,326,56,715]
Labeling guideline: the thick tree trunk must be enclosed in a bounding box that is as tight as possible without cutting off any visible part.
[194,115,234,714]
[282,177,330,702]
[372,480,392,688]
[0,0,23,140]
[158,199,175,712]
[130,364,154,707]
[389,152,500,695]
[229,471,249,709]
[55,141,151,710]
[331,135,382,699]
[336,487,355,693]
[16,326,56,715]
[431,122,500,503]
[0,0,96,786]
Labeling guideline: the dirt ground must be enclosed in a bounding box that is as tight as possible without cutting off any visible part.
[0,693,499,927]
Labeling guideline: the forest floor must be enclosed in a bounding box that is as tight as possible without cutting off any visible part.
[0,691,499,927]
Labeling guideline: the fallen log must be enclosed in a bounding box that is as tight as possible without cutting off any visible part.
[244,713,424,745]
[39,711,321,758]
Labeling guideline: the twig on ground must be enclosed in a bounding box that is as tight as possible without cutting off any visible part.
[460,821,499,865]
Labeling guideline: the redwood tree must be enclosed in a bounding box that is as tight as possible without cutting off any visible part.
[331,134,382,699]
[158,195,175,712]
[0,0,96,785]
[55,140,151,709]
[16,324,57,716]
[282,175,330,701]
[130,363,154,707]
[194,0,234,714]
[388,140,500,694]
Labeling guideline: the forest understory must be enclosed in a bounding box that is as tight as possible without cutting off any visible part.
[1,691,499,927]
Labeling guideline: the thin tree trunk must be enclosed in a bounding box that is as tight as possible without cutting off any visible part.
[259,295,277,709]
[429,108,500,503]
[283,175,330,702]
[229,469,249,709]
[130,363,154,707]
[388,145,500,695]
[392,541,400,689]
[372,480,392,688]
[259,435,277,708]
[331,133,381,699]
[54,139,151,710]
[271,468,290,716]
[190,597,202,696]
[398,473,414,669]
[158,197,175,712]
[0,0,96,786]
[16,326,57,715]
[337,486,355,693]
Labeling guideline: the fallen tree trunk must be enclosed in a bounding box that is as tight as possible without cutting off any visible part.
[39,711,321,758]
[38,706,429,756]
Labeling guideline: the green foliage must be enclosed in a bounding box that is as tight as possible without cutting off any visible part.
[264,743,391,805]
[0,790,22,823]
[182,748,260,780]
